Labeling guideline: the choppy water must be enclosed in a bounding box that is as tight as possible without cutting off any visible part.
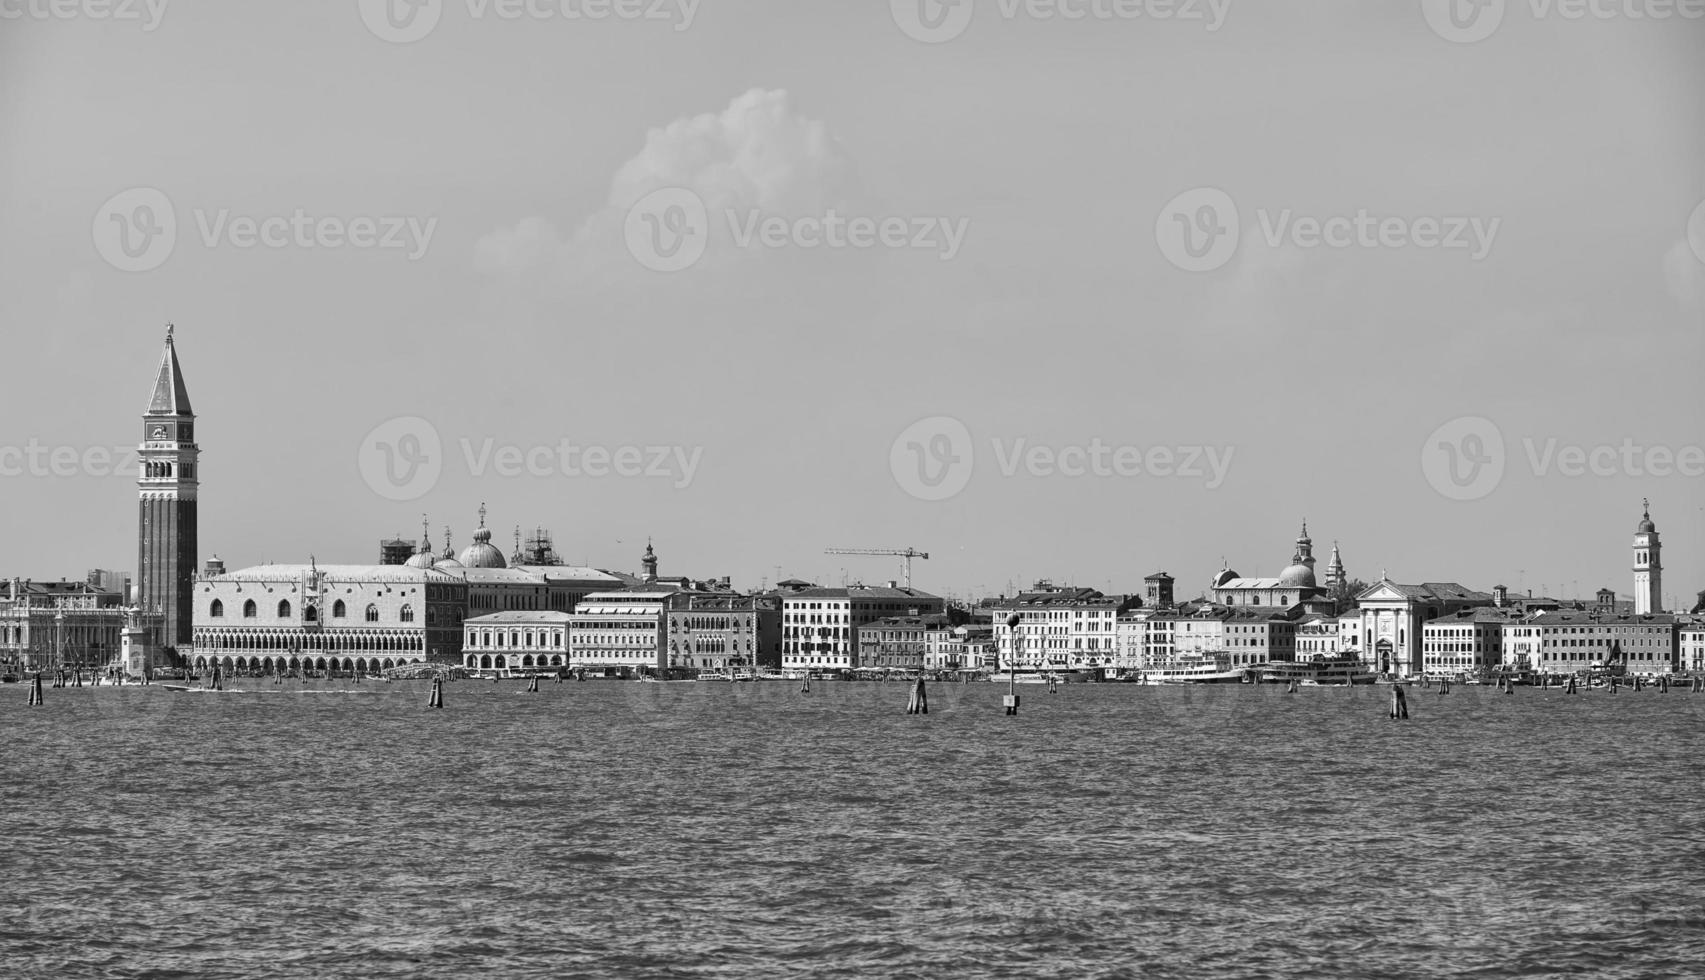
[3,679,1704,979]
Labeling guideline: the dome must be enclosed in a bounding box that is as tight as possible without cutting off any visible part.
[1211,568,1240,589]
[1277,562,1316,588]
[457,526,508,569]
[404,549,436,570]
[434,557,463,570]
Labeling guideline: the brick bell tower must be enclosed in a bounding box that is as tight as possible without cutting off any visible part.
[137,325,199,656]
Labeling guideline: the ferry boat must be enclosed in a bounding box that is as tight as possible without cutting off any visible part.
[1138,653,1246,685]
[1261,656,1378,686]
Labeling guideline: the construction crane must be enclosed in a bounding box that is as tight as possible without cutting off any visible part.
[824,547,930,589]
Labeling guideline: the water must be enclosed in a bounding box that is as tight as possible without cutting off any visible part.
[4,680,1704,979]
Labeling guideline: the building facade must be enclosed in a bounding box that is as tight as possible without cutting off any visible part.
[192,564,467,671]
[1354,580,1493,678]
[570,590,673,674]
[0,579,143,672]
[136,326,199,656]
[781,585,946,671]
[1153,607,1297,667]
[989,585,1138,670]
[1209,523,1328,611]
[1500,610,1678,676]
[463,611,572,671]
[665,594,781,672]
[1420,608,1516,676]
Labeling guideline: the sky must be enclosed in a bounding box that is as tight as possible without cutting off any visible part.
[1,0,1702,608]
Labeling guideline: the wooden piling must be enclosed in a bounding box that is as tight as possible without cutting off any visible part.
[906,677,929,715]
[800,676,811,695]
[428,677,443,709]
[28,674,43,706]
[1566,675,1578,694]
[1390,684,1409,720]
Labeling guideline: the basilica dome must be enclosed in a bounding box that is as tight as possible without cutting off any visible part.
[458,526,508,569]
[404,548,437,570]
[1277,562,1316,588]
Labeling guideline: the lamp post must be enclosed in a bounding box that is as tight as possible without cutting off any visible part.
[1004,613,1021,716]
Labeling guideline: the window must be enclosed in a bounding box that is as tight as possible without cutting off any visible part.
[366,605,380,623]
[243,600,257,618]
[305,605,318,623]
[333,600,346,619]
[278,600,292,618]
[400,605,415,623]
[210,600,224,618]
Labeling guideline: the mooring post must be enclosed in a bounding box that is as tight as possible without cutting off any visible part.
[28,674,43,706]
[427,677,443,709]
[1390,684,1409,720]
[906,677,928,715]
[800,676,811,695]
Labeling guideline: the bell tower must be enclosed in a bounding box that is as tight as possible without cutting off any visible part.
[1633,500,1662,615]
[137,325,199,655]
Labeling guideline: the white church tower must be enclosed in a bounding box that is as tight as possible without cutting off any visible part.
[1633,499,1662,615]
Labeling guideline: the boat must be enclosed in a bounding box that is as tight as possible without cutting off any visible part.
[987,669,1093,685]
[695,672,733,682]
[1138,653,1246,684]
[1261,656,1378,686]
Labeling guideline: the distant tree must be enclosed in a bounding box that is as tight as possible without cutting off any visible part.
[1329,578,1370,612]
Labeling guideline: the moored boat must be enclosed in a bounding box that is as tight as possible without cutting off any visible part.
[1139,653,1245,684]
[1261,656,1378,686]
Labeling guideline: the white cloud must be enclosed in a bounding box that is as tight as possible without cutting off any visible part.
[474,88,855,287]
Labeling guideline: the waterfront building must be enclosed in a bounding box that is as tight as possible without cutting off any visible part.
[569,589,675,674]
[1420,607,1519,676]
[988,584,1138,671]
[1500,610,1678,676]
[462,611,571,671]
[1149,606,1297,668]
[859,613,954,671]
[1353,579,1494,677]
[136,327,199,658]
[926,623,995,671]
[1209,522,1330,612]
[191,563,467,671]
[781,585,946,671]
[0,578,147,672]
[1143,572,1176,610]
[1295,612,1343,660]
[1680,619,1705,674]
[1633,501,1663,614]
[665,593,782,672]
